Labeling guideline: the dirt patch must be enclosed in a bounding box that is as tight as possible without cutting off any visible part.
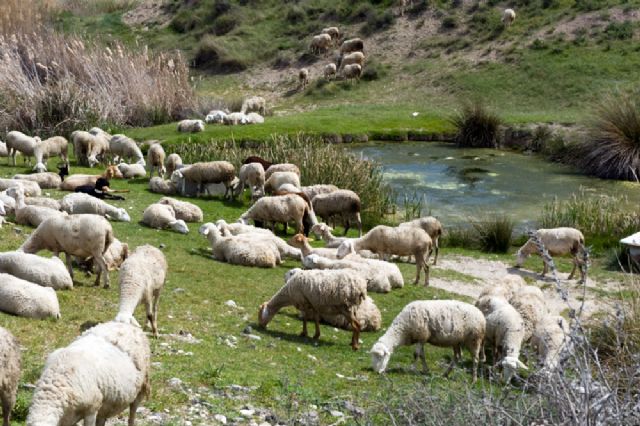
[533,7,640,41]
[122,0,173,29]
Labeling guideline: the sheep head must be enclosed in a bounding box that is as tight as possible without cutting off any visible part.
[287,234,307,249]
[514,247,528,267]
[33,162,47,173]
[106,208,131,223]
[370,342,391,373]
[170,219,189,234]
[336,240,355,259]
[115,312,142,328]
[501,356,528,383]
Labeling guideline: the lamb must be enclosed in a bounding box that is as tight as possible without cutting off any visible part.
[141,203,189,234]
[310,33,332,55]
[177,119,205,133]
[117,162,146,179]
[147,142,166,178]
[240,96,267,115]
[515,227,587,282]
[321,26,340,45]
[508,285,548,342]
[245,112,265,124]
[370,300,485,381]
[223,112,248,125]
[171,161,237,199]
[238,162,266,200]
[343,64,362,82]
[303,253,392,293]
[165,153,183,177]
[59,165,123,191]
[6,131,40,166]
[115,245,167,337]
[301,184,338,201]
[109,134,145,165]
[159,197,203,222]
[32,136,69,173]
[264,171,301,194]
[26,321,150,426]
[399,216,443,264]
[337,225,433,286]
[0,251,73,290]
[340,38,364,55]
[339,51,365,70]
[149,176,177,195]
[7,186,65,227]
[323,63,337,80]
[320,295,381,332]
[61,192,131,222]
[0,178,42,197]
[12,172,61,189]
[299,68,309,89]
[0,326,20,426]
[205,110,227,124]
[531,315,570,371]
[312,189,362,236]
[199,223,280,268]
[240,194,312,235]
[502,8,516,27]
[19,214,114,288]
[264,163,300,180]
[258,268,367,350]
[0,273,60,319]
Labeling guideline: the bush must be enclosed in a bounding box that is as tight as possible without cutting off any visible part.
[604,21,633,40]
[441,16,458,30]
[349,3,374,23]
[574,89,640,180]
[170,10,203,33]
[574,0,608,11]
[442,226,477,249]
[193,36,248,73]
[450,101,501,148]
[471,215,513,253]
[361,60,387,81]
[285,5,306,24]
[407,0,430,16]
[361,10,395,36]
[212,14,238,36]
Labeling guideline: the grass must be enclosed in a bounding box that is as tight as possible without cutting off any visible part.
[450,101,502,148]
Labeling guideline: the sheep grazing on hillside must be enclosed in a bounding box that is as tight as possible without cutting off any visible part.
[171,161,237,199]
[27,321,150,426]
[339,51,365,70]
[321,26,340,45]
[141,203,189,234]
[109,134,145,165]
[241,96,267,115]
[205,110,228,124]
[399,216,443,264]
[370,300,486,381]
[117,162,146,179]
[312,189,362,236]
[115,245,167,337]
[149,176,177,195]
[165,153,183,177]
[343,64,362,82]
[199,223,281,268]
[240,194,313,235]
[159,197,203,222]
[12,172,61,189]
[60,192,131,222]
[6,130,40,166]
[515,227,588,283]
[6,186,65,228]
[259,268,367,350]
[177,119,205,133]
[33,136,68,173]
[238,162,266,200]
[340,38,364,55]
[0,273,61,319]
[310,33,332,56]
[323,63,337,80]
[19,214,114,288]
[0,326,21,426]
[299,68,309,89]
[502,8,516,27]
[147,142,166,178]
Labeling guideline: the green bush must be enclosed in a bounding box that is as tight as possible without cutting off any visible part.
[450,101,501,148]
[193,36,248,73]
[170,10,203,33]
[212,14,238,35]
[604,21,633,40]
[472,215,514,253]
[441,16,458,30]
[361,10,395,35]
[286,5,306,24]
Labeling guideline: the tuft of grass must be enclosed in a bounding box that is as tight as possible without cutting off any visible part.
[471,215,514,253]
[193,36,249,73]
[450,101,501,148]
[442,226,477,249]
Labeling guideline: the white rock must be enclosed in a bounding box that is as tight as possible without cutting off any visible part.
[214,414,227,424]
[330,410,344,417]
[240,409,255,417]
[167,377,183,388]
[225,300,237,308]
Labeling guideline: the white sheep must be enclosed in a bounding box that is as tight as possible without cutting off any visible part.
[0,326,21,426]
[109,134,145,165]
[215,219,274,237]
[115,245,167,337]
[508,285,548,342]
[320,295,381,332]
[32,136,69,172]
[310,222,348,248]
[0,273,60,319]
[302,253,393,293]
[6,131,40,166]
[288,233,340,259]
[223,112,248,125]
[104,238,129,271]
[301,184,338,201]
[502,8,516,27]
[27,321,150,426]
[158,197,203,222]
[149,176,177,195]
[141,203,189,234]
[240,194,312,235]
[0,191,15,216]
[60,192,131,222]
[71,130,102,167]
[0,178,42,197]
[323,63,337,79]
[478,274,525,300]
[0,251,73,290]
[0,141,7,157]
[24,196,60,210]
[264,163,300,180]
[310,33,332,55]
[370,300,485,381]
[340,38,364,55]
[337,225,433,285]
[516,227,588,282]
[205,110,227,124]
[59,165,123,191]
[117,162,146,179]
[399,216,443,264]
[245,112,265,124]
[299,68,309,89]
[343,64,362,82]
[258,268,367,350]
[216,220,301,260]
[264,171,301,194]
[321,26,340,45]
[339,51,365,70]
[165,153,183,177]
[147,142,166,178]
[86,133,110,168]
[171,161,237,199]
[19,214,114,288]
[6,186,65,228]
[238,162,266,200]
[12,172,62,189]
[312,189,362,237]
[177,119,205,133]
[531,315,570,371]
[199,223,280,268]
[240,96,267,115]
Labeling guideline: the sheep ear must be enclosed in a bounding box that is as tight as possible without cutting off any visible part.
[202,227,210,235]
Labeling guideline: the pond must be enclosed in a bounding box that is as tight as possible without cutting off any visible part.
[351,142,640,228]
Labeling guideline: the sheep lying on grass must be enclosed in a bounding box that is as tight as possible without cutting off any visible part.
[0,178,42,197]
[200,223,281,268]
[7,186,65,228]
[0,273,60,319]
[0,326,21,426]
[0,251,73,290]
[217,220,301,260]
[141,203,189,234]
[177,119,205,133]
[159,197,203,222]
[149,176,177,195]
[12,172,61,189]
[61,192,130,222]
[117,162,146,179]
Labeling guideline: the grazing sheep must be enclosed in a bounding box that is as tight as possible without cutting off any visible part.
[33,136,68,172]
[6,131,40,166]
[531,315,570,371]
[321,26,340,45]
[312,189,362,236]
[205,110,227,124]
[264,171,301,194]
[117,162,146,179]
[301,184,339,201]
[238,162,266,200]
[165,153,183,177]
[241,96,267,115]
[242,156,273,171]
[109,134,145,165]
[509,286,548,342]
[59,165,123,191]
[339,51,365,70]
[340,38,364,55]
[61,192,130,222]
[264,163,300,180]
[147,143,166,178]
[515,227,587,282]
[502,8,516,27]
[115,245,167,337]
[71,130,94,167]
[310,33,332,55]
[337,225,433,285]
[303,253,392,293]
[323,63,337,80]
[171,161,237,199]
[0,326,20,426]
[0,178,42,197]
[343,64,362,82]
[12,172,61,189]
[399,216,443,264]
[479,274,525,300]
[0,273,60,319]
[158,197,203,222]
[19,214,114,288]
[245,112,265,124]
[223,112,248,125]
[320,295,381,332]
[26,321,150,426]
[141,203,189,234]
[149,177,177,195]
[240,194,312,235]
[199,223,281,268]
[103,238,129,271]
[299,68,309,89]
[7,186,65,228]
[0,251,73,290]
[258,268,367,350]
[86,133,110,168]
[370,300,485,381]
[177,119,205,133]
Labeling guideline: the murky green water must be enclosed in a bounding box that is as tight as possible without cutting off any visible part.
[352,142,640,227]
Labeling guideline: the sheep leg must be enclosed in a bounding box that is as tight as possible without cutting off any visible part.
[349,311,361,351]
[433,238,439,265]
[2,394,12,426]
[312,312,321,340]
[471,339,482,383]
[413,344,429,373]
[300,316,309,338]
[96,418,106,426]
[93,255,109,289]
[443,355,457,378]
[149,290,161,337]
[65,252,75,280]
[83,412,98,426]
[343,217,350,236]
[568,258,578,280]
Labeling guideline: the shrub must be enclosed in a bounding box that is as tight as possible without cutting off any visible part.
[361,10,395,36]
[574,89,640,181]
[441,16,458,30]
[604,21,633,40]
[442,225,477,249]
[170,10,203,33]
[285,5,306,24]
[574,0,608,11]
[471,215,513,253]
[212,14,238,36]
[349,3,374,23]
[361,60,387,81]
[193,36,248,73]
[407,0,430,16]
[450,101,501,148]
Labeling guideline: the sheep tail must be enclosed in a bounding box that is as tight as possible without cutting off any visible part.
[103,227,115,255]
